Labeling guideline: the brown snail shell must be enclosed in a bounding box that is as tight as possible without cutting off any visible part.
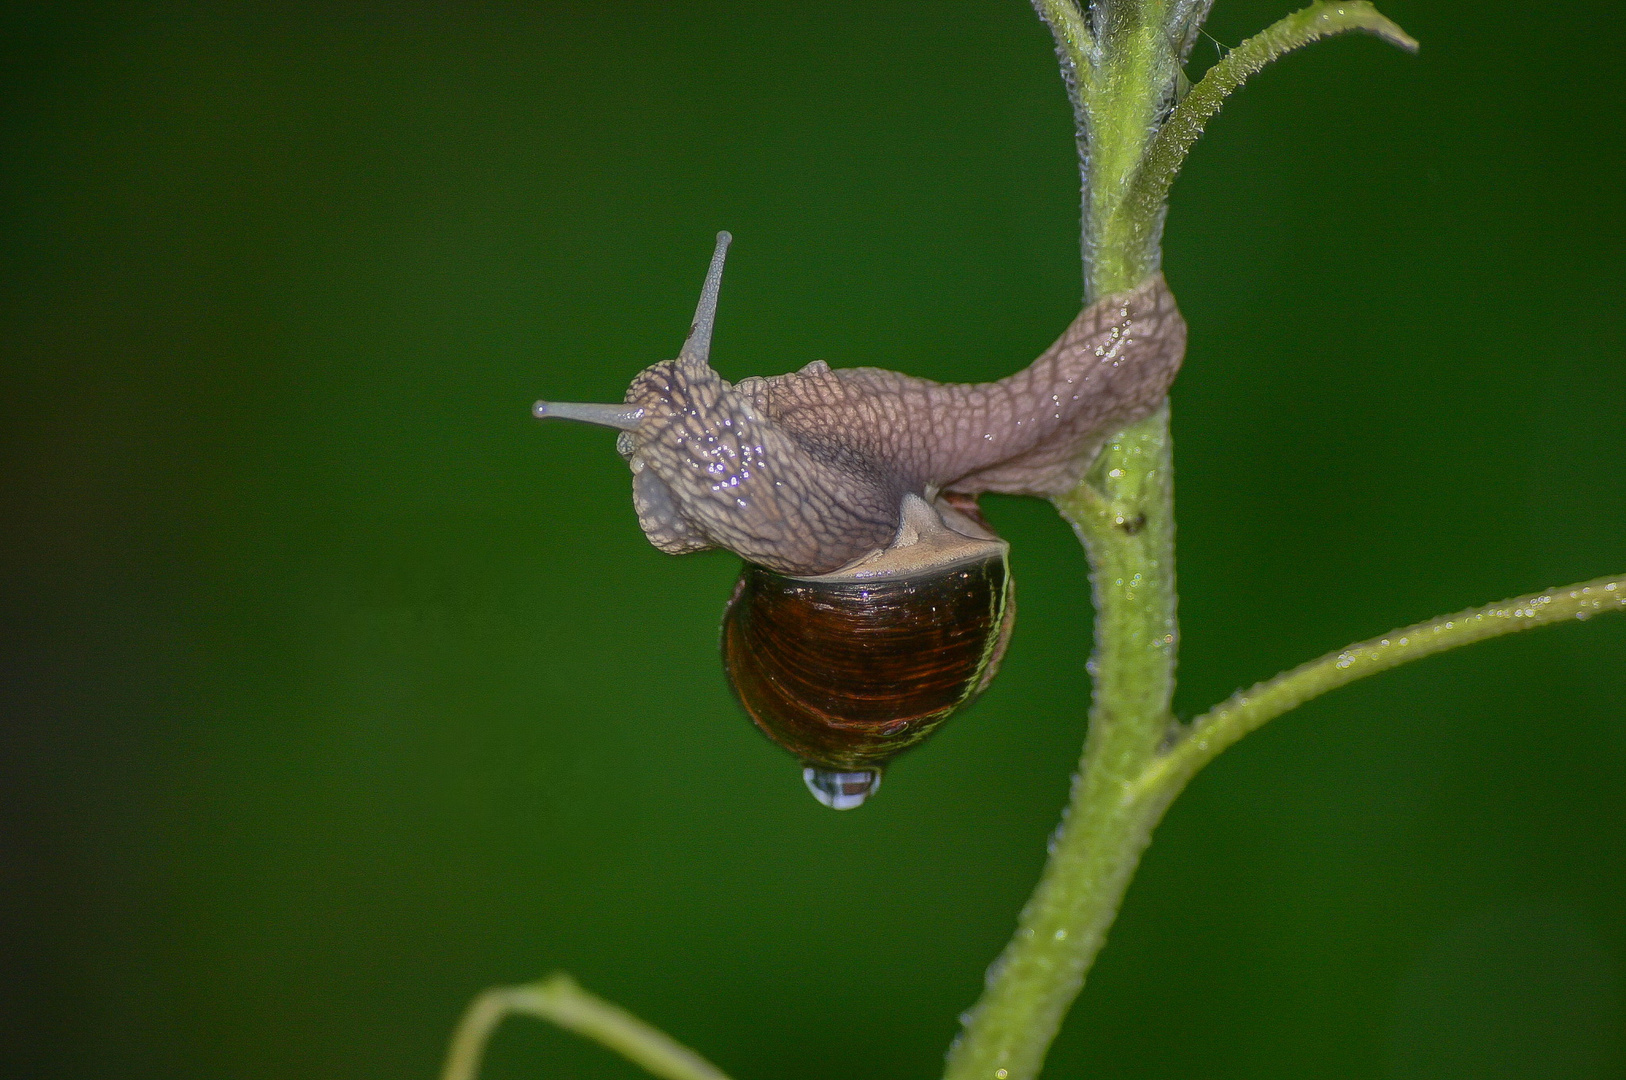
[722,494,1013,808]
[533,232,1185,808]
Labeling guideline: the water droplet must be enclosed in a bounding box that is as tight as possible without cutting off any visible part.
[802,767,882,810]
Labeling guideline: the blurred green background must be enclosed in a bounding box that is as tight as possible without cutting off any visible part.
[3,2,1623,1078]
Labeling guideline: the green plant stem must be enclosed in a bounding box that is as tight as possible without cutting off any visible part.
[1134,573,1626,800]
[441,973,732,1080]
[1034,0,1186,299]
[1083,15,1179,297]
[944,407,1179,1080]
[947,3,1426,1079]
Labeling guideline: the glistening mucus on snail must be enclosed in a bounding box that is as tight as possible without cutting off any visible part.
[534,232,1185,809]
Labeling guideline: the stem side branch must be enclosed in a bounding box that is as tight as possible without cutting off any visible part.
[1117,1,1416,262]
[1135,574,1626,799]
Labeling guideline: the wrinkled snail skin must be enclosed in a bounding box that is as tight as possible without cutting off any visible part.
[534,232,1187,808]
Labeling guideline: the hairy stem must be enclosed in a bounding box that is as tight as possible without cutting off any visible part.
[944,3,1424,1079]
[1083,9,1181,299]
[441,974,732,1080]
[944,408,1179,1080]
[1135,574,1626,800]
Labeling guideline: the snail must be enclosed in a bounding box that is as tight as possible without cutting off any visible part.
[535,233,1185,808]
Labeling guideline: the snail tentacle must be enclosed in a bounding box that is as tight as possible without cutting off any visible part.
[678,231,732,364]
[530,401,645,430]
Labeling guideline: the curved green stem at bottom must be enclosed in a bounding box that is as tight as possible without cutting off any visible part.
[441,973,731,1080]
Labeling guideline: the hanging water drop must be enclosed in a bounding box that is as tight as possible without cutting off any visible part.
[802,767,882,810]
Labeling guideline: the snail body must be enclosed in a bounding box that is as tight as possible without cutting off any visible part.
[535,232,1185,808]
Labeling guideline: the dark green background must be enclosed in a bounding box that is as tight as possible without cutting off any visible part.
[4,3,1623,1078]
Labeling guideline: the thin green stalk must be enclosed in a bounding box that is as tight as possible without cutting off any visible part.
[441,974,732,1080]
[1134,574,1626,800]
[1116,1,1418,266]
[944,408,1179,1080]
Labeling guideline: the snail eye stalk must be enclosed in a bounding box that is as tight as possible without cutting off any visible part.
[531,402,644,430]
